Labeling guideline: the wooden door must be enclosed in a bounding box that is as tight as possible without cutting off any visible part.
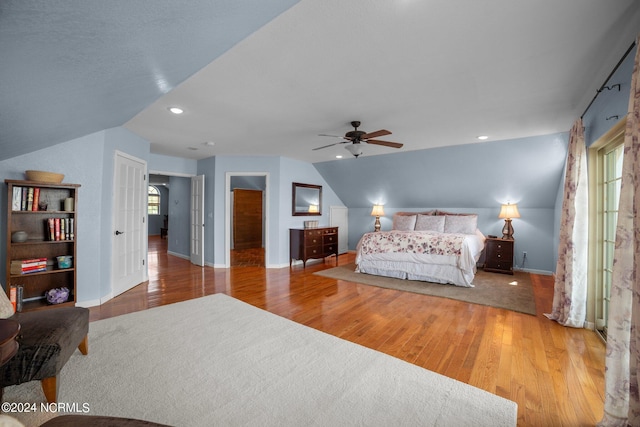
[233,189,263,250]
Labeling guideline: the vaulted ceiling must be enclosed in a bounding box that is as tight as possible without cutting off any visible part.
[2,1,639,163]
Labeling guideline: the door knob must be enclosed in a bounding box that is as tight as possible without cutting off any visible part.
[115,230,124,235]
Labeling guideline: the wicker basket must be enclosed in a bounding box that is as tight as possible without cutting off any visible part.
[25,170,64,184]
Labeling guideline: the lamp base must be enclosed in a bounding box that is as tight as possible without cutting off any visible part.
[374,216,381,232]
[501,219,514,240]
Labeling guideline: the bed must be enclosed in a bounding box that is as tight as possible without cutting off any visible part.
[355,211,486,287]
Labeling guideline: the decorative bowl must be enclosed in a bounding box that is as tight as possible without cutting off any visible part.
[25,170,64,184]
[11,231,28,243]
[46,287,69,305]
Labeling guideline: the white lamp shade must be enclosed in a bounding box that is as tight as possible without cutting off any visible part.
[308,204,319,213]
[498,203,520,219]
[371,204,385,217]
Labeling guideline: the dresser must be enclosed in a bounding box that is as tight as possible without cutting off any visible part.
[290,227,338,267]
[484,237,514,275]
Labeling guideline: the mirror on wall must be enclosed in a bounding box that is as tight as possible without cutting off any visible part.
[292,182,322,216]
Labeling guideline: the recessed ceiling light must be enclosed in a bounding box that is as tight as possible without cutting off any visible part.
[477,135,489,140]
[336,155,343,159]
[204,141,215,147]
[168,107,184,115]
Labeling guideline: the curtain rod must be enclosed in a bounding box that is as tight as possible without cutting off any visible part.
[580,41,636,119]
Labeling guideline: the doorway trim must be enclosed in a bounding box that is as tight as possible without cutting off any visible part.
[225,172,269,268]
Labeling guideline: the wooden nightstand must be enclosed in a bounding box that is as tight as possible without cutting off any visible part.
[484,237,514,275]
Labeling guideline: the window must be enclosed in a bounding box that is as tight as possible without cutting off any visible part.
[148,186,160,215]
[590,121,625,341]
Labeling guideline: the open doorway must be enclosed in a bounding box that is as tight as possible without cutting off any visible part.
[226,173,268,267]
[147,173,194,275]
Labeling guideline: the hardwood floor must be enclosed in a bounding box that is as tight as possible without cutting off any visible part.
[90,236,606,426]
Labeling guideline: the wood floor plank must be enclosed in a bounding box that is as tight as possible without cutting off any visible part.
[88,237,606,426]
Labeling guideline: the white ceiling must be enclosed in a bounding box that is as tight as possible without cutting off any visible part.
[125,0,640,163]
[3,1,640,164]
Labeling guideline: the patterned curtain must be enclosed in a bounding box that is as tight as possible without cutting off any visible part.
[546,118,588,327]
[599,38,640,427]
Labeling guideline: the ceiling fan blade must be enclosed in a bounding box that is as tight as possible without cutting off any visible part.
[318,133,344,138]
[366,139,403,149]
[361,129,391,139]
[313,142,344,150]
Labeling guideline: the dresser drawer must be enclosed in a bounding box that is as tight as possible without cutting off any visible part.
[484,237,514,275]
[290,227,339,268]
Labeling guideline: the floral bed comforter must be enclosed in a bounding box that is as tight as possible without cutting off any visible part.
[355,230,485,287]
[357,230,467,257]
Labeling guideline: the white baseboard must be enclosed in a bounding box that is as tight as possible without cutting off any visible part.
[513,267,553,275]
[168,250,189,260]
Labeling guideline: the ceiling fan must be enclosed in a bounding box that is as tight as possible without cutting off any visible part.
[313,121,403,157]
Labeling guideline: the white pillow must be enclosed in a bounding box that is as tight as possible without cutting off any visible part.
[0,288,15,318]
[414,214,445,232]
[392,214,417,231]
[444,215,478,234]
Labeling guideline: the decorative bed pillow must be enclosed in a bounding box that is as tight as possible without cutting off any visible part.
[394,210,435,216]
[444,215,478,234]
[435,210,474,216]
[414,214,445,232]
[392,214,417,231]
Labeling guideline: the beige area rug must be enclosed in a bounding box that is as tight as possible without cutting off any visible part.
[315,263,537,315]
[3,294,517,427]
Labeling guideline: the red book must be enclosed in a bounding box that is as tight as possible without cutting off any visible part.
[21,265,47,273]
[21,257,47,264]
[32,188,40,211]
[54,218,60,241]
[9,286,16,312]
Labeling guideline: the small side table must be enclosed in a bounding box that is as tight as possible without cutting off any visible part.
[0,319,20,402]
[484,237,514,275]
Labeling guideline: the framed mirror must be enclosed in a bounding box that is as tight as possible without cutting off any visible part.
[292,182,322,216]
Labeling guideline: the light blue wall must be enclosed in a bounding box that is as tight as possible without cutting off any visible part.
[149,153,198,176]
[167,176,191,256]
[194,155,344,267]
[314,133,569,273]
[583,44,636,147]
[0,126,150,304]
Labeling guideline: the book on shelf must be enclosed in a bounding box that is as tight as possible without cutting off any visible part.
[54,218,60,241]
[70,218,74,240]
[60,217,65,240]
[21,187,28,210]
[12,186,21,211]
[32,187,40,211]
[26,187,34,211]
[47,218,55,241]
[11,258,48,275]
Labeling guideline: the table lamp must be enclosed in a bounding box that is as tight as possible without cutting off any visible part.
[498,203,520,240]
[371,204,385,232]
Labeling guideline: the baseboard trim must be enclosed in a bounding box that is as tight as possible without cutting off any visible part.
[513,267,553,275]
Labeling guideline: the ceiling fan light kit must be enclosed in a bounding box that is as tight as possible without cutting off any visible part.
[314,121,404,157]
[345,144,363,157]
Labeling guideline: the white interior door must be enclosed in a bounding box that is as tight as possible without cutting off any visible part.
[112,152,147,297]
[190,175,205,266]
[330,205,348,254]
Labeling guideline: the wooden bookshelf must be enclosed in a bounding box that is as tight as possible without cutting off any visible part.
[5,179,80,311]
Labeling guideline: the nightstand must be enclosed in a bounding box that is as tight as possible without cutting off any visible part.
[484,237,514,275]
